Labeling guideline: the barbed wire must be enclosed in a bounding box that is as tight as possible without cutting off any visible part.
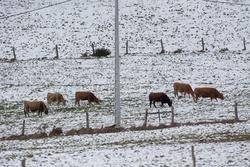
[0,0,72,20]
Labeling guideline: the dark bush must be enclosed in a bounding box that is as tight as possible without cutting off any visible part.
[92,48,111,58]
[49,127,63,137]
[80,52,89,58]
[219,48,229,53]
[173,49,183,54]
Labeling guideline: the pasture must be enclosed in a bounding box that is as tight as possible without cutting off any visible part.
[0,52,250,166]
[0,0,250,166]
[0,52,249,134]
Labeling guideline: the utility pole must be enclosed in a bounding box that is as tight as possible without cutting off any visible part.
[114,0,121,127]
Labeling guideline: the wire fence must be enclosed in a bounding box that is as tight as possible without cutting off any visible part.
[0,36,248,62]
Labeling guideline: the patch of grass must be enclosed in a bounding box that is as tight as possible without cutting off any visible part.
[53,107,78,113]
[218,133,250,142]
[0,102,23,110]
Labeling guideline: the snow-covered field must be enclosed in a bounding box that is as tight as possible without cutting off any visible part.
[0,0,250,166]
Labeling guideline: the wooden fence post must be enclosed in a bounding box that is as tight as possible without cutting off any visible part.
[243,37,246,51]
[12,46,17,61]
[158,109,161,123]
[91,43,95,55]
[191,146,196,167]
[86,109,89,128]
[160,39,165,54]
[21,158,26,167]
[171,106,175,125]
[234,102,239,121]
[201,38,205,52]
[22,120,25,135]
[125,40,129,55]
[55,45,59,59]
[143,109,148,127]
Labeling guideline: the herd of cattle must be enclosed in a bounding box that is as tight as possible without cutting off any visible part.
[23,82,224,117]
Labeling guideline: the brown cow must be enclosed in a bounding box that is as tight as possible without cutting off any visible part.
[24,100,48,117]
[194,87,224,102]
[149,92,172,108]
[75,91,100,106]
[173,82,195,101]
[47,92,66,105]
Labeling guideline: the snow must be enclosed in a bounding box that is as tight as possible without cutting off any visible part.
[0,0,250,166]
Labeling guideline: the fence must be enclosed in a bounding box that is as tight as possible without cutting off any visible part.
[16,101,246,139]
[1,36,248,62]
[142,101,244,128]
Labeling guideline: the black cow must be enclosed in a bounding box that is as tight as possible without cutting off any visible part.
[149,92,172,108]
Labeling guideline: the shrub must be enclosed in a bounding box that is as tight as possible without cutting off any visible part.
[219,48,229,53]
[173,48,183,54]
[80,52,89,58]
[92,48,111,58]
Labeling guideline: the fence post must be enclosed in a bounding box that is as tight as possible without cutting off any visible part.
[191,146,196,167]
[125,40,129,55]
[201,38,205,52]
[234,102,239,121]
[12,46,17,61]
[243,37,246,51]
[158,109,161,123]
[21,158,26,167]
[22,120,25,135]
[171,106,175,125]
[91,43,95,55]
[55,45,59,59]
[86,109,89,128]
[160,39,165,54]
[143,109,148,127]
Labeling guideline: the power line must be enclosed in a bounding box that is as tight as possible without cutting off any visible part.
[0,0,72,20]
[202,0,250,6]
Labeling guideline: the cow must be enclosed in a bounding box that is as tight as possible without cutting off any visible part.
[75,91,100,106]
[47,92,66,105]
[24,100,48,117]
[194,87,224,102]
[173,82,195,101]
[149,92,172,108]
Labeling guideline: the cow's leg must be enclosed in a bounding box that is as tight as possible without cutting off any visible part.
[75,99,80,106]
[161,102,164,107]
[24,107,29,117]
[150,101,152,108]
[174,91,177,98]
[24,107,27,118]
[192,95,196,102]
[39,110,43,117]
[153,101,156,108]
[195,96,198,103]
[26,109,29,117]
